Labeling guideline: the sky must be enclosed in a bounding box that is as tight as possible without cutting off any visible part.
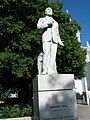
[60,0,90,47]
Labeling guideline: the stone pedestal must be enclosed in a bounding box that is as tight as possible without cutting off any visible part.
[33,74,78,120]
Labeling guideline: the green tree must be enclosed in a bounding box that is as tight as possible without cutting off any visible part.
[0,0,49,103]
[0,0,86,103]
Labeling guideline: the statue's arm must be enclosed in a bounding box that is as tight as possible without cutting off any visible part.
[37,18,48,29]
[57,25,64,46]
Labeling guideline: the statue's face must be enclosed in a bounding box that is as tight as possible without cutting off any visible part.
[45,7,52,15]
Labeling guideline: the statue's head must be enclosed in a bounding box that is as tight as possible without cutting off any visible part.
[45,7,53,15]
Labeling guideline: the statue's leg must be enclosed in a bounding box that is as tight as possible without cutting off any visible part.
[48,43,58,74]
[42,42,51,74]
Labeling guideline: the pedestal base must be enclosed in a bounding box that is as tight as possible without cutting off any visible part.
[33,74,78,120]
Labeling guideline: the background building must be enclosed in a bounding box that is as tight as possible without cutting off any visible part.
[75,30,90,105]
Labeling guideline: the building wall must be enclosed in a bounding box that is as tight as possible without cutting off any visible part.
[85,62,90,90]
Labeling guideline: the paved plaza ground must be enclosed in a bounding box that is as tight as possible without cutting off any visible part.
[77,104,90,120]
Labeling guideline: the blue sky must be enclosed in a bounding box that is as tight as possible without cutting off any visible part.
[60,0,90,47]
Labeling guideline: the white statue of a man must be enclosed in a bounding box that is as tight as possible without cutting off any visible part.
[37,7,64,74]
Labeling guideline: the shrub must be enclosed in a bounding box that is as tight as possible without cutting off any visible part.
[0,104,32,119]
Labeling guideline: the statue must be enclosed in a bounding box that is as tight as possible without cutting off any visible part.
[76,30,81,42]
[37,7,64,74]
[86,41,90,62]
[37,52,43,74]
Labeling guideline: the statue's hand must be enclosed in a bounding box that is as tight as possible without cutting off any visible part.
[58,41,64,46]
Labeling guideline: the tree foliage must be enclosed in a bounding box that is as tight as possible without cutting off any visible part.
[0,0,50,103]
[0,0,86,103]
